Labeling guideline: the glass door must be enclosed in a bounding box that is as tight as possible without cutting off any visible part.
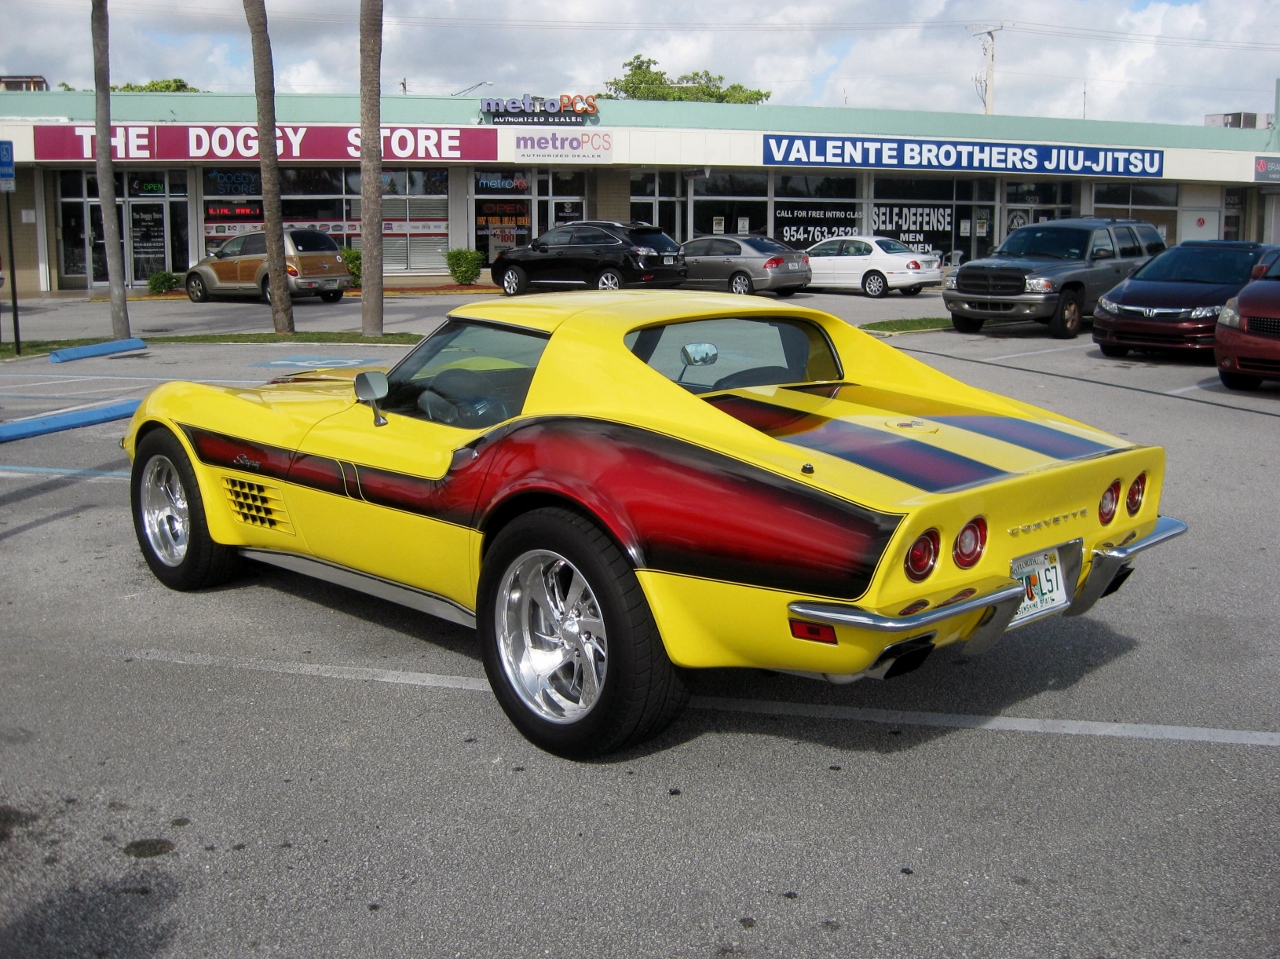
[129,201,168,284]
[88,202,126,286]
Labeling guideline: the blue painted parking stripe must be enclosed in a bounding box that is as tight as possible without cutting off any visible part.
[49,339,148,363]
[0,465,130,477]
[0,400,141,443]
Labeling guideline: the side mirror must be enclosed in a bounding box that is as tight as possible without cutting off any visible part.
[1251,263,1268,280]
[1127,266,1138,277]
[1091,248,1115,261]
[680,343,719,367]
[532,242,548,253]
[354,370,390,427]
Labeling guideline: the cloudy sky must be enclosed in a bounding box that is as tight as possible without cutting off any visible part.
[1,0,1277,127]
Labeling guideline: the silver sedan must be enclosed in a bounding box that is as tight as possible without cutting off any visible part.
[681,235,811,296]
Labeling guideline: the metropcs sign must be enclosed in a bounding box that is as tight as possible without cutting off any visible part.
[34,124,498,162]
[764,134,1165,178]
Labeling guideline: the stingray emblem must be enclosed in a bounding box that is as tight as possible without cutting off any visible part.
[233,453,262,471]
[1008,508,1088,536]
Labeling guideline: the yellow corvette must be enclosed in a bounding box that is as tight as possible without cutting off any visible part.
[124,292,1185,756]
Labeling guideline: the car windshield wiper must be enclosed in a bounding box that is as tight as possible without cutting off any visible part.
[1025,251,1071,259]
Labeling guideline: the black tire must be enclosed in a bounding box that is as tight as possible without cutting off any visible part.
[500,265,528,296]
[596,268,624,291]
[319,290,343,303]
[950,312,985,334]
[131,429,240,591]
[1049,289,1084,339]
[728,272,754,295]
[1218,370,1262,391]
[477,507,688,758]
[186,274,210,303]
[862,271,888,298]
[774,287,799,298]
[1099,342,1129,358]
[900,285,923,296]
[261,277,272,303]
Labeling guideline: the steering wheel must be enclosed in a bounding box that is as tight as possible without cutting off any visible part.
[711,366,796,391]
[417,368,509,428]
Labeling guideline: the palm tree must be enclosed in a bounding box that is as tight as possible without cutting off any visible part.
[90,0,130,340]
[242,0,294,334]
[359,0,384,336]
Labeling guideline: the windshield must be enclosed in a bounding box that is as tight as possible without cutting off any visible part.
[875,238,910,254]
[1134,246,1264,284]
[1264,256,1280,280]
[997,227,1091,260]
[624,317,841,394]
[290,231,340,252]
[629,228,681,253]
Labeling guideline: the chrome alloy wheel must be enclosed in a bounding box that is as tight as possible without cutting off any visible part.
[139,454,190,567]
[596,271,622,290]
[502,269,521,295]
[495,549,608,724]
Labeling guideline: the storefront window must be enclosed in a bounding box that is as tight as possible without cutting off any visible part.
[874,177,954,201]
[774,174,859,199]
[127,172,167,198]
[1095,182,1179,243]
[279,167,345,195]
[694,172,767,197]
[475,169,532,263]
[631,171,685,240]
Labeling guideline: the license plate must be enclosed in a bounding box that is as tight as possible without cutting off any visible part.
[1010,547,1070,625]
[321,279,337,289]
[788,261,803,270]
[663,255,674,265]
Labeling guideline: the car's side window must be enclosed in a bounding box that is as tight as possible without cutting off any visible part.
[219,236,246,257]
[1135,224,1166,256]
[625,317,842,393]
[709,239,741,256]
[1113,227,1142,258]
[808,240,841,256]
[241,234,266,256]
[843,240,872,256]
[683,239,713,256]
[382,320,549,430]
[538,227,574,246]
[1091,230,1116,258]
[572,227,615,246]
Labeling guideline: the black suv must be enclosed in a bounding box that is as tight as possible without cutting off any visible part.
[942,217,1166,338]
[491,221,685,295]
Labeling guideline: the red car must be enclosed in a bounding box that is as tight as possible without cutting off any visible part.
[1215,255,1280,390]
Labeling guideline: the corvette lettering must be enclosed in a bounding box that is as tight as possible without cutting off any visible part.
[1008,508,1089,537]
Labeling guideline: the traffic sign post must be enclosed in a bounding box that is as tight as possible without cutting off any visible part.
[1,140,20,355]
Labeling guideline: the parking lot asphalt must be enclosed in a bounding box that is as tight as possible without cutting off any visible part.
[1,308,1277,958]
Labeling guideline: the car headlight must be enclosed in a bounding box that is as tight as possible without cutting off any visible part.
[1217,298,1242,328]
[1190,305,1221,320]
[944,274,957,290]
[1025,276,1054,294]
[1098,296,1118,314]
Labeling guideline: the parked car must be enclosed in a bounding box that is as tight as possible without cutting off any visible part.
[125,291,1184,757]
[491,221,684,295]
[1215,254,1280,389]
[680,234,810,296]
[805,235,941,297]
[186,230,351,303]
[943,218,1165,338]
[1092,241,1280,358]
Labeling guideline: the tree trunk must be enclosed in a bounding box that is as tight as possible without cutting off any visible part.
[242,0,294,334]
[359,0,384,336]
[90,0,130,340]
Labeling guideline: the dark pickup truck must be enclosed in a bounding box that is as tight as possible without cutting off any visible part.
[942,217,1166,338]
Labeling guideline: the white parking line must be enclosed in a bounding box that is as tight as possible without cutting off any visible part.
[1165,383,1209,395]
[128,648,1280,748]
[986,344,1095,361]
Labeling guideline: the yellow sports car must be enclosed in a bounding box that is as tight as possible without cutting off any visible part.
[124,292,1185,756]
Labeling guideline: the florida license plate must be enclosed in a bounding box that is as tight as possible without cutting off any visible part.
[1010,547,1070,625]
[787,261,800,270]
[663,255,674,265]
[321,279,337,289]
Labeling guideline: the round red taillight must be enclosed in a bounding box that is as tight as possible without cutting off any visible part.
[1126,473,1146,516]
[906,260,921,270]
[905,529,940,582]
[953,517,987,568]
[1099,480,1121,525]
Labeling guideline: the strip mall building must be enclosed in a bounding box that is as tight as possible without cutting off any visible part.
[1,90,1278,291]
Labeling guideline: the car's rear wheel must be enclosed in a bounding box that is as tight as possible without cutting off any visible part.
[1219,369,1262,391]
[596,268,624,291]
[478,507,688,758]
[319,290,343,303]
[729,272,754,295]
[500,265,528,296]
[132,429,240,591]
[951,312,985,334]
[1049,289,1083,339]
[862,271,888,298]
[901,285,923,296]
[1099,343,1129,358]
[186,274,210,303]
[774,288,799,298]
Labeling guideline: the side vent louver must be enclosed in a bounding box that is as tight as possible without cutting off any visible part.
[222,477,294,535]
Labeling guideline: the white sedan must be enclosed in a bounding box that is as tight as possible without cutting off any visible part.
[805,236,942,297]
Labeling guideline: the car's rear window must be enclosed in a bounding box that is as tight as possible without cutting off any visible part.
[740,237,792,254]
[628,228,681,253]
[290,231,340,252]
[875,238,910,254]
[1134,246,1264,285]
[997,227,1091,260]
[624,317,841,394]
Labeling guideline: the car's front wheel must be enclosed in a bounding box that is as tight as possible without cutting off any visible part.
[951,312,985,334]
[478,507,688,758]
[186,274,210,303]
[901,285,923,296]
[862,271,888,298]
[131,429,240,591]
[1099,343,1129,358]
[1049,289,1083,338]
[729,272,754,295]
[596,268,624,291]
[500,265,528,296]
[1219,369,1262,391]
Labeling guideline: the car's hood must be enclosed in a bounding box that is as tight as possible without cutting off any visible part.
[706,383,1128,495]
[1235,278,1280,319]
[960,254,1079,276]
[1108,278,1242,308]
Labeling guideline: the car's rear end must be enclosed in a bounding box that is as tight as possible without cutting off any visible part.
[737,236,811,293]
[621,225,686,287]
[284,230,351,298]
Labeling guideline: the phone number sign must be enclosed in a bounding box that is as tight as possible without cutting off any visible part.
[765,135,1164,178]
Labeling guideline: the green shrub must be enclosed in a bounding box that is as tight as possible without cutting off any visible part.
[341,246,362,288]
[147,271,180,295]
[446,248,486,285]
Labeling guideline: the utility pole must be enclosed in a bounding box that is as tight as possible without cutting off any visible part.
[972,24,1001,115]
[400,77,407,95]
